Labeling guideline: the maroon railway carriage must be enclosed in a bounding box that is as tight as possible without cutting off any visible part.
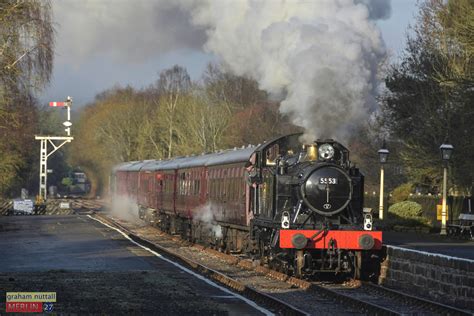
[111,134,382,278]
[112,148,255,250]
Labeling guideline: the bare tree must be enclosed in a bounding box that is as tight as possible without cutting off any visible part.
[0,0,54,95]
[202,63,266,112]
[156,65,191,158]
[177,89,231,153]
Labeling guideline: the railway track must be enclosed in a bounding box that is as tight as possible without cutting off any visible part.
[91,213,308,316]
[312,281,471,315]
[83,204,471,315]
[71,199,104,211]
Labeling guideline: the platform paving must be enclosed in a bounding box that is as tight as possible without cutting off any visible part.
[384,231,474,260]
[0,215,268,315]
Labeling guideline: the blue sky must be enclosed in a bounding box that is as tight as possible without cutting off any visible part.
[40,0,419,108]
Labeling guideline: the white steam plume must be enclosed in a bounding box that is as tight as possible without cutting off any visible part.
[193,203,223,239]
[186,0,390,141]
[109,195,142,224]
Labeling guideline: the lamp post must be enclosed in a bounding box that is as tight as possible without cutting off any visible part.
[439,143,453,235]
[378,147,389,220]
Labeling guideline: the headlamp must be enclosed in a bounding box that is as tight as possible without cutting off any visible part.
[318,144,335,160]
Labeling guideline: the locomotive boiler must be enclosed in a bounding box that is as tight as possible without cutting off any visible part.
[111,133,382,279]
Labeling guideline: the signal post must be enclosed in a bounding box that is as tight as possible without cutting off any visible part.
[35,97,74,201]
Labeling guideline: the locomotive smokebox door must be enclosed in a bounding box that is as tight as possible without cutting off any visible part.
[300,165,353,216]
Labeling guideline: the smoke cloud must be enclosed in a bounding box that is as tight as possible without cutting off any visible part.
[186,0,390,141]
[52,0,207,63]
[53,0,390,140]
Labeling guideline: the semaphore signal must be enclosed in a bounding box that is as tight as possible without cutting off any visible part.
[49,102,65,107]
[35,97,74,201]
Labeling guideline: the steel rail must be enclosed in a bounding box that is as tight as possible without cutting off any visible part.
[359,282,472,315]
[314,281,473,315]
[93,213,309,316]
[305,283,399,315]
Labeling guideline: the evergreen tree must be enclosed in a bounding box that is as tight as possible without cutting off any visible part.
[381,0,473,194]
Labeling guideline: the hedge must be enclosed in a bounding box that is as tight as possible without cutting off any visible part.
[388,201,422,218]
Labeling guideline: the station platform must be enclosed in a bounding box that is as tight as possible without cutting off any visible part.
[383,231,474,260]
[0,215,269,315]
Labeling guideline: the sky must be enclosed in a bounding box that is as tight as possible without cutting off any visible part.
[40,0,419,108]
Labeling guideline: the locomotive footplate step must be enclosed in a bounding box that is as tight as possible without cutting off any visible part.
[384,231,474,260]
[0,215,270,315]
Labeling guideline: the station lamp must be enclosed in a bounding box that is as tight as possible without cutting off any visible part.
[440,144,454,162]
[439,143,453,235]
[378,146,389,220]
[378,148,389,163]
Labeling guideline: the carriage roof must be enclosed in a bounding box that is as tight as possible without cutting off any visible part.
[113,146,256,173]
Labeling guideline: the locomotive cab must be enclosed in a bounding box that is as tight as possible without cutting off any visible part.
[248,134,382,279]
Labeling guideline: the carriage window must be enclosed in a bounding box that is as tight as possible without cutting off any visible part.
[239,180,243,200]
[188,179,191,196]
[227,178,232,201]
[233,179,237,201]
[233,178,238,201]
[195,180,200,195]
[214,179,218,198]
[219,178,224,199]
[185,172,189,195]
[179,174,184,195]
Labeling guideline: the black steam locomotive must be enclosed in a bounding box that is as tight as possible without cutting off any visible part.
[246,134,381,278]
[112,133,382,279]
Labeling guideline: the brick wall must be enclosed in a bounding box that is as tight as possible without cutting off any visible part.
[379,246,474,310]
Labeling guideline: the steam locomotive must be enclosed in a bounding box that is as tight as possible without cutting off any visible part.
[111,133,382,278]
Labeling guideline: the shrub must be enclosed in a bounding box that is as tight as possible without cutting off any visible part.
[61,177,73,187]
[390,183,413,203]
[388,201,423,218]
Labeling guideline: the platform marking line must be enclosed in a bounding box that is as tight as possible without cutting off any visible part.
[87,215,273,316]
[387,245,474,263]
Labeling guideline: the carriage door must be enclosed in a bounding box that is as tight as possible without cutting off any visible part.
[221,168,227,220]
[156,173,163,210]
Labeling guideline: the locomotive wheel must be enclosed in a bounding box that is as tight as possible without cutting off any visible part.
[295,250,304,278]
